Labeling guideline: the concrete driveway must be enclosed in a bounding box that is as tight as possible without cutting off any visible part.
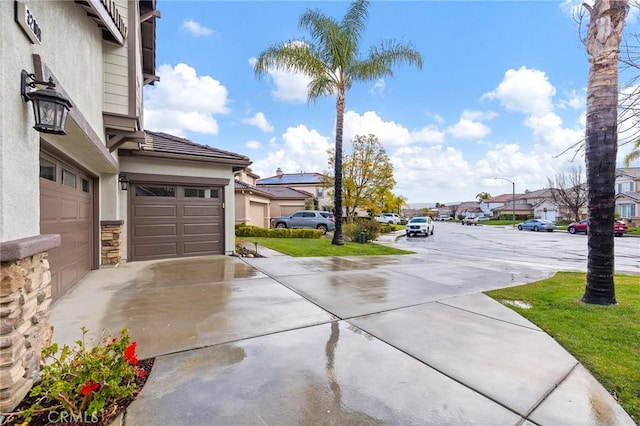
[49,244,635,425]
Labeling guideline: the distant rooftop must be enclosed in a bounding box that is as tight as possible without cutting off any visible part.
[256,172,327,186]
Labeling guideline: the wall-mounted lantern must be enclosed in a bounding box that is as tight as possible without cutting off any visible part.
[21,70,72,135]
[118,174,130,191]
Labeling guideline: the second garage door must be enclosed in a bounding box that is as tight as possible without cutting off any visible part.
[130,184,224,261]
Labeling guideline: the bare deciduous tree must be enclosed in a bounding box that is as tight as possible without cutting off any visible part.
[547,166,587,221]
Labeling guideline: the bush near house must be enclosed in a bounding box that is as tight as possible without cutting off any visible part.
[235,224,323,239]
[342,218,394,242]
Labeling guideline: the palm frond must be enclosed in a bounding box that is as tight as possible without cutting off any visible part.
[253,41,323,78]
[350,40,423,81]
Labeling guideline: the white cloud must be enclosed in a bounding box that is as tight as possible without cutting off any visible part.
[557,89,586,109]
[344,110,447,147]
[446,118,491,140]
[482,67,556,115]
[181,20,215,37]
[144,63,229,135]
[242,112,274,132]
[245,140,262,150]
[251,125,332,178]
[248,55,311,103]
[461,110,498,121]
[369,79,386,96]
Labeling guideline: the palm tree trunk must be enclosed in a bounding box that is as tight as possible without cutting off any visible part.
[332,91,346,245]
[582,0,627,305]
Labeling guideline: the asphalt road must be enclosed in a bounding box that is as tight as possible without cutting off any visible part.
[393,222,639,275]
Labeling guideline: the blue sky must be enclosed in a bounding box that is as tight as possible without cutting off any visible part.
[143,1,640,205]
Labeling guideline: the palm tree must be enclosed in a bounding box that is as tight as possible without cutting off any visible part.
[253,0,423,245]
[476,192,491,202]
[623,137,640,167]
[582,0,628,305]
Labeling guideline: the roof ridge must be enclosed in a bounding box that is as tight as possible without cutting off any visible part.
[145,130,249,160]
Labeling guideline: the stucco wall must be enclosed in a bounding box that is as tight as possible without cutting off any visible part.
[1,1,104,243]
[119,157,237,257]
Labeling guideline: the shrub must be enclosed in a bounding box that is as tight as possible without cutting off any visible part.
[343,219,382,242]
[235,225,322,239]
[13,327,147,423]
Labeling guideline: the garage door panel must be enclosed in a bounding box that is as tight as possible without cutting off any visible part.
[41,193,59,222]
[182,205,219,217]
[183,241,219,255]
[134,204,177,218]
[182,223,218,235]
[133,224,177,237]
[133,242,178,259]
[60,198,79,220]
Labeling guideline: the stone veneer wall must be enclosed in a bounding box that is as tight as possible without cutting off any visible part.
[101,220,123,266]
[0,251,54,412]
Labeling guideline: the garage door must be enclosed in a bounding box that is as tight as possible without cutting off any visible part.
[249,201,267,227]
[130,184,223,261]
[40,154,93,302]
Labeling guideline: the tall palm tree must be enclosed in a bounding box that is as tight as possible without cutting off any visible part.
[253,0,423,245]
[623,137,640,167]
[582,0,628,305]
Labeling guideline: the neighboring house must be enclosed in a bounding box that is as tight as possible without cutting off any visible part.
[1,1,249,411]
[457,201,483,218]
[615,168,640,225]
[256,168,332,210]
[481,194,515,217]
[259,186,315,218]
[234,169,274,228]
[517,188,562,222]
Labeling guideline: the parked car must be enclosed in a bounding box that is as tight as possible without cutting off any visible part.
[567,219,628,237]
[436,215,453,221]
[517,219,556,232]
[406,216,434,237]
[374,213,398,225]
[273,210,335,234]
[382,213,401,224]
[462,217,479,226]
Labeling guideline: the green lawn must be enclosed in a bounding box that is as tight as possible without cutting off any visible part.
[485,272,640,422]
[240,237,414,257]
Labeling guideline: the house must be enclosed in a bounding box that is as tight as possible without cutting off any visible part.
[256,168,332,210]
[1,0,249,410]
[234,169,273,228]
[457,201,483,219]
[615,168,640,225]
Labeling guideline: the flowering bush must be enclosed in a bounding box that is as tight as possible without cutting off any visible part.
[15,327,147,423]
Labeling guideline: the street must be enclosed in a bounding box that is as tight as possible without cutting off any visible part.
[391,222,639,275]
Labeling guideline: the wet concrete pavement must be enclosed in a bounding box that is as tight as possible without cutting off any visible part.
[49,236,635,425]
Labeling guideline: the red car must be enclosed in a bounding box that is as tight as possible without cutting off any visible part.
[567,219,628,237]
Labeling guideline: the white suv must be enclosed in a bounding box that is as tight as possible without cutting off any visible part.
[406,216,434,237]
[381,213,401,224]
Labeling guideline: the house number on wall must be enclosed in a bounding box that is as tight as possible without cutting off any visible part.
[15,1,42,44]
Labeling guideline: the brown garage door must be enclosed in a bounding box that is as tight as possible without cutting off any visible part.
[40,154,93,302]
[130,184,223,261]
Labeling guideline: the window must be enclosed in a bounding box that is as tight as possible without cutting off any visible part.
[39,158,56,181]
[616,181,635,194]
[62,169,77,188]
[135,186,176,197]
[184,188,219,198]
[82,179,90,193]
[618,203,636,218]
[316,188,323,197]
[291,212,305,218]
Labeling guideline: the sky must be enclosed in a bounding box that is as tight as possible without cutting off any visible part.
[143,0,640,205]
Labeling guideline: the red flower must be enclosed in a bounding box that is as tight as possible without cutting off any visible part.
[138,369,146,378]
[124,342,138,365]
[80,380,100,395]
